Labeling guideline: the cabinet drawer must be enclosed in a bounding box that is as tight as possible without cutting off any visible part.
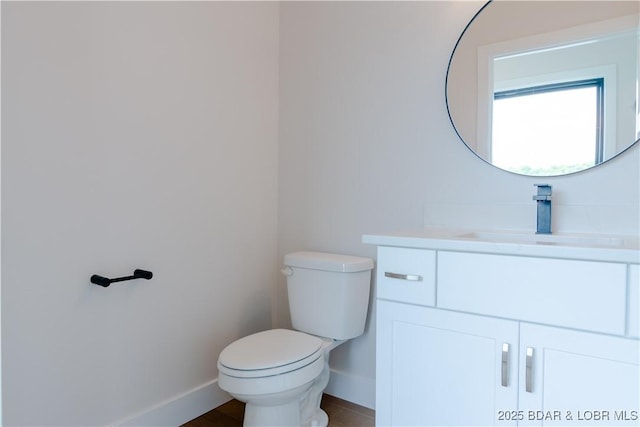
[629,265,639,338]
[377,246,436,305]
[438,252,627,335]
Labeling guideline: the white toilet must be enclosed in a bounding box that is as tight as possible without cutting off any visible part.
[217,251,374,427]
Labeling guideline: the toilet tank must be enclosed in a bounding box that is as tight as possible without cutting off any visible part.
[283,251,374,340]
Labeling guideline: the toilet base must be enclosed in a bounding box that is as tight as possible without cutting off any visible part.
[221,337,347,427]
[309,408,329,427]
[243,402,329,427]
[235,381,313,427]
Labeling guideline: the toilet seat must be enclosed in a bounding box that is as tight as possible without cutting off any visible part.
[218,329,323,379]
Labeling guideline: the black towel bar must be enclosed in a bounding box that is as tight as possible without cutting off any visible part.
[91,269,153,287]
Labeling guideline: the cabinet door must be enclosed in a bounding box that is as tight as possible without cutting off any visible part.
[519,323,640,426]
[377,300,519,426]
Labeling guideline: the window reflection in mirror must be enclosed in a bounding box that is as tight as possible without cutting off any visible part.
[492,79,603,176]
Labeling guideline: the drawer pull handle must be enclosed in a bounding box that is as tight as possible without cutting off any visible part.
[501,343,510,387]
[526,347,534,393]
[384,272,423,281]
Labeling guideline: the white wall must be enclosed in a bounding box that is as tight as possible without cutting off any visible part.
[2,2,279,425]
[278,1,640,409]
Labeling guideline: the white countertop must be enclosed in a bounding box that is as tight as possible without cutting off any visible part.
[363,228,640,264]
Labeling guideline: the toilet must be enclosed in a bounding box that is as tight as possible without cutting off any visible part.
[217,251,374,427]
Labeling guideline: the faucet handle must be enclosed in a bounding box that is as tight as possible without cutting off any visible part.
[533,184,552,201]
[534,183,552,192]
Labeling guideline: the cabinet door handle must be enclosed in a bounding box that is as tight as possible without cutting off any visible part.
[526,347,534,393]
[501,343,510,387]
[384,272,423,281]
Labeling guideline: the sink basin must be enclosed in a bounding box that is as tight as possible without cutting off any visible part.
[457,231,626,248]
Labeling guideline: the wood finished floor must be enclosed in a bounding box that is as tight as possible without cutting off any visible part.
[182,394,375,427]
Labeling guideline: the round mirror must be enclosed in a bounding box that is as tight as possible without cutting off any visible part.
[446,0,639,176]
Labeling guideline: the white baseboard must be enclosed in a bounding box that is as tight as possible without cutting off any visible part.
[113,379,231,427]
[111,369,373,426]
[325,368,375,410]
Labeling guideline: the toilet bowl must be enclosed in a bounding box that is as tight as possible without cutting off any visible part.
[216,251,373,427]
[218,329,343,427]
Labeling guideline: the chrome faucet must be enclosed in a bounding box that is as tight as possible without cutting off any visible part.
[532,184,552,234]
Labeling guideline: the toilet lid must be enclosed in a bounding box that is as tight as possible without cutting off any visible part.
[218,329,323,373]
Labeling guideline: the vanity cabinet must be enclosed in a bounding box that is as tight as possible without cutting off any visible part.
[373,245,640,427]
